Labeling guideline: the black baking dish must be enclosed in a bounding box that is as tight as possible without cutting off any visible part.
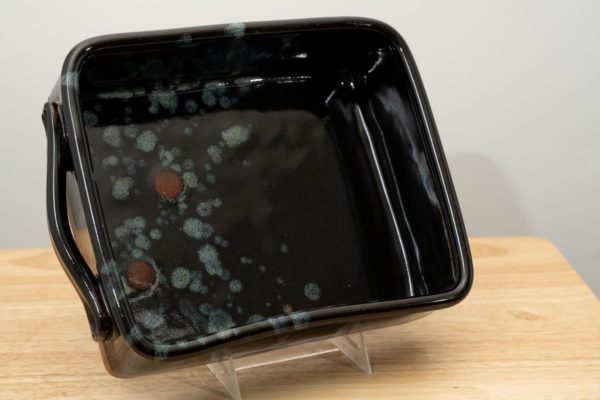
[42,17,472,377]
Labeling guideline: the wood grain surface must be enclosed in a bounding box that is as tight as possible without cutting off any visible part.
[1,237,599,399]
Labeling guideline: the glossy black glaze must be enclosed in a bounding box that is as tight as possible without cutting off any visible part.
[43,17,472,377]
[43,102,112,340]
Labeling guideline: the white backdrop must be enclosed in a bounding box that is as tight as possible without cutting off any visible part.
[1,0,598,296]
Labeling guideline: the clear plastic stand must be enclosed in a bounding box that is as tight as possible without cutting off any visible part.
[207,329,372,400]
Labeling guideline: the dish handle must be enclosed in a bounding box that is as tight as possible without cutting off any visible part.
[42,102,112,341]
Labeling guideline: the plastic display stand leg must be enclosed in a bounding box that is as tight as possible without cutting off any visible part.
[207,355,242,400]
[330,331,372,374]
[206,330,372,400]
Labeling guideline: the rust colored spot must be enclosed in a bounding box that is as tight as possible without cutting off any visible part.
[126,260,155,291]
[154,170,183,200]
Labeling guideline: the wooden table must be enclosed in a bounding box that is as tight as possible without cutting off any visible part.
[1,237,599,399]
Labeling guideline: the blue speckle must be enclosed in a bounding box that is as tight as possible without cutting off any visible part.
[103,126,123,147]
[137,309,165,329]
[134,234,151,250]
[268,316,287,331]
[197,200,214,217]
[182,159,194,169]
[229,279,242,293]
[221,125,251,147]
[123,126,138,139]
[185,99,198,113]
[112,177,135,200]
[131,249,143,258]
[171,267,191,289]
[83,110,98,126]
[102,155,119,168]
[183,218,213,239]
[214,235,229,248]
[199,303,213,315]
[290,312,311,328]
[219,96,233,109]
[224,22,245,39]
[202,90,217,107]
[176,33,193,47]
[207,145,222,164]
[304,282,321,301]
[147,89,174,114]
[247,314,264,324]
[148,103,159,114]
[189,271,208,294]
[182,171,199,188]
[198,244,228,279]
[135,130,157,152]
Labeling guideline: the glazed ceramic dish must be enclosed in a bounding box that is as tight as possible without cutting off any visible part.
[42,17,472,377]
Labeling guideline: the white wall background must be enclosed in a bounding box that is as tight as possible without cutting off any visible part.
[0,0,598,296]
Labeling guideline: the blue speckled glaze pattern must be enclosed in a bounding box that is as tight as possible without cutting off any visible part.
[71,23,461,353]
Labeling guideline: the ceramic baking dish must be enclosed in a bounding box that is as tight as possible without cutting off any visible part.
[42,17,472,377]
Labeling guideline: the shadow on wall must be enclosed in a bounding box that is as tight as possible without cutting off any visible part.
[447,153,531,237]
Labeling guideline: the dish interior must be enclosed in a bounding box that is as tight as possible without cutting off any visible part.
[75,26,459,344]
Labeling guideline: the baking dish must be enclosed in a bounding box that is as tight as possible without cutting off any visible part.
[42,17,472,377]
